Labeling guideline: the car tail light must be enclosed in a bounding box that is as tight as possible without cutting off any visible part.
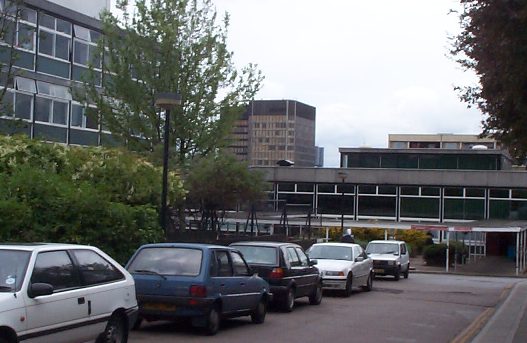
[190,285,207,297]
[269,267,284,279]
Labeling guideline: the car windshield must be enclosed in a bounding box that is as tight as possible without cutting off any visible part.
[234,246,277,265]
[0,250,31,292]
[307,245,353,261]
[366,243,399,255]
[127,248,202,276]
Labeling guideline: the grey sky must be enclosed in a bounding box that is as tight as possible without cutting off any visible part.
[213,0,482,166]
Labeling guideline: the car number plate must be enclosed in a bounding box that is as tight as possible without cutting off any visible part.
[374,269,384,273]
[143,302,176,312]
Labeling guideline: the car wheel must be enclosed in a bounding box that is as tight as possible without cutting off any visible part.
[394,267,401,281]
[362,272,373,292]
[344,274,353,297]
[251,298,267,324]
[404,264,410,279]
[132,316,142,330]
[309,282,322,305]
[98,314,127,343]
[282,287,295,312]
[0,337,11,343]
[205,306,221,335]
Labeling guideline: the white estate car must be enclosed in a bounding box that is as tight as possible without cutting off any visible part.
[0,243,138,343]
[306,243,373,297]
[365,240,410,280]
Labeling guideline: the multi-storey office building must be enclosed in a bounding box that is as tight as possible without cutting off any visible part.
[0,0,109,146]
[229,100,317,167]
[388,133,499,150]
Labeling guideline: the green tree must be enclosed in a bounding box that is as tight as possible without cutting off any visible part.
[186,153,267,231]
[451,0,527,162]
[82,0,263,168]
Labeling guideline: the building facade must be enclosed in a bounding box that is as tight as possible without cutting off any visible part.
[388,133,499,150]
[229,100,317,167]
[0,0,110,146]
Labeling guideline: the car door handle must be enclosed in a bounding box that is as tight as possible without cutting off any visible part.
[240,282,245,286]
[78,297,85,305]
[220,283,225,287]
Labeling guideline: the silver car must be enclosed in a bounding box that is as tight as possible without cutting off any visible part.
[306,243,373,297]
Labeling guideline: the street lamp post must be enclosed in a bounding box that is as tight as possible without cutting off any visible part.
[337,171,348,234]
[155,92,182,236]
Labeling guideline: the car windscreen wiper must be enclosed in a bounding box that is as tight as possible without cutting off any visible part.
[132,269,167,280]
[0,286,13,291]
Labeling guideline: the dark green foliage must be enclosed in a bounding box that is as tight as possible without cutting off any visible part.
[423,241,468,266]
[0,136,184,263]
[451,0,527,161]
[185,153,268,230]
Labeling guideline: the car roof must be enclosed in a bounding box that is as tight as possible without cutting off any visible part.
[0,243,99,252]
[138,243,231,250]
[368,240,405,244]
[311,242,361,248]
[230,241,300,248]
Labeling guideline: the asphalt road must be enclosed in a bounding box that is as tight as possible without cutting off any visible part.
[129,273,520,343]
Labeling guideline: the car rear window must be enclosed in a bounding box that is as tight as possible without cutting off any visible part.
[307,245,353,261]
[234,246,277,265]
[127,247,203,276]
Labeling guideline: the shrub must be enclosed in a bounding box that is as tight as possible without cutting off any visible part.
[423,241,468,266]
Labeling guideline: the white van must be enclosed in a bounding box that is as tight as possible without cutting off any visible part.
[365,240,410,280]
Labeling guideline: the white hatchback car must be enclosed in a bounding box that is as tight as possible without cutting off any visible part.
[0,243,138,343]
[365,240,410,280]
[306,243,373,297]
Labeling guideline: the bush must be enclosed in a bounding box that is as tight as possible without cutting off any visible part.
[0,135,182,264]
[423,241,468,266]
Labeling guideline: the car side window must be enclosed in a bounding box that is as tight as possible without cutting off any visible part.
[214,250,233,277]
[231,251,250,276]
[401,244,407,255]
[71,249,124,286]
[294,248,309,267]
[286,247,301,267]
[31,250,81,291]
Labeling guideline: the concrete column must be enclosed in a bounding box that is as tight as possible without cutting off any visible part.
[516,232,520,276]
[446,231,450,273]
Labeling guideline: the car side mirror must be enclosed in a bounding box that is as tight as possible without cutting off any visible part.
[309,259,318,266]
[28,283,54,298]
[355,256,364,262]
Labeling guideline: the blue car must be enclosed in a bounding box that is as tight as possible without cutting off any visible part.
[125,243,271,335]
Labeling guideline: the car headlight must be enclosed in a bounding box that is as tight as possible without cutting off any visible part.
[325,271,345,276]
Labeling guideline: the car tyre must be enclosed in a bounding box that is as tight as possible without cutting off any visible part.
[394,267,401,281]
[0,337,10,343]
[344,274,353,297]
[282,287,295,312]
[205,306,221,335]
[98,314,127,343]
[132,317,142,330]
[404,264,410,279]
[309,282,322,305]
[251,298,267,324]
[362,272,373,292]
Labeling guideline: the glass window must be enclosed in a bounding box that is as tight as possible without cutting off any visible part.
[400,197,439,219]
[14,93,32,120]
[358,195,396,217]
[35,96,51,122]
[286,247,300,267]
[38,30,53,55]
[213,250,232,277]
[55,35,70,60]
[85,107,98,129]
[56,18,71,34]
[359,185,376,194]
[444,187,463,197]
[318,184,336,193]
[72,250,124,286]
[39,13,55,30]
[421,187,440,196]
[71,103,84,127]
[52,101,67,125]
[18,23,34,50]
[74,40,88,65]
[295,248,309,266]
[0,250,31,292]
[31,251,81,291]
[308,245,353,261]
[15,77,36,92]
[490,189,510,199]
[20,8,37,24]
[231,252,250,276]
[401,187,419,196]
[127,247,203,276]
[234,246,277,265]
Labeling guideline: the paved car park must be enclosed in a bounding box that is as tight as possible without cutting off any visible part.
[129,273,520,343]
